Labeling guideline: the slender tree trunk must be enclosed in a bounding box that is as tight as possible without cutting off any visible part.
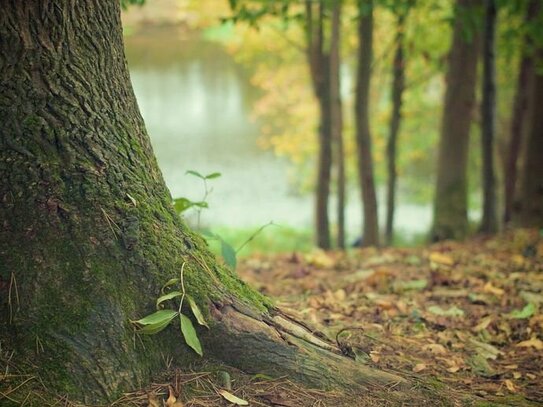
[0,0,404,402]
[330,1,346,249]
[385,11,407,246]
[504,0,538,224]
[306,1,332,249]
[431,0,481,241]
[479,0,498,234]
[513,59,543,227]
[355,0,379,247]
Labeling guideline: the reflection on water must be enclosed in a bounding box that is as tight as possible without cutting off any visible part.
[124,25,433,239]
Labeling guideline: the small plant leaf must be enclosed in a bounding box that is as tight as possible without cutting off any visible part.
[161,278,180,293]
[139,318,174,335]
[221,239,237,270]
[187,296,209,328]
[186,170,204,179]
[133,310,178,326]
[218,390,248,406]
[205,172,221,179]
[156,291,183,309]
[180,313,203,356]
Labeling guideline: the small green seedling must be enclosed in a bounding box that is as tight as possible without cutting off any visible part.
[131,262,208,356]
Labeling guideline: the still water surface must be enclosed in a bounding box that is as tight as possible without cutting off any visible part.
[124,26,432,240]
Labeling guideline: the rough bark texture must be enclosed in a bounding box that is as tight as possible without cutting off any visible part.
[431,0,481,241]
[330,1,346,249]
[355,0,379,247]
[385,11,407,246]
[306,1,332,250]
[504,0,538,225]
[479,0,498,234]
[513,63,543,227]
[0,0,405,403]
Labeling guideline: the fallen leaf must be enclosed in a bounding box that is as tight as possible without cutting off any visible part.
[516,337,543,350]
[429,252,454,266]
[504,379,516,392]
[473,316,493,332]
[218,390,249,406]
[148,392,160,407]
[423,343,447,355]
[428,305,464,317]
[447,365,460,373]
[166,385,184,407]
[507,303,536,319]
[413,363,427,373]
[483,282,504,297]
[370,351,380,363]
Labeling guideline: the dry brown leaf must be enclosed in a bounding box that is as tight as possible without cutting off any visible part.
[447,365,460,373]
[370,351,380,363]
[423,343,447,355]
[504,364,518,369]
[513,372,521,379]
[516,337,543,350]
[413,363,427,373]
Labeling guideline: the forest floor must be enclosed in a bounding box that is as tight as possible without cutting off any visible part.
[114,229,543,407]
[2,230,542,406]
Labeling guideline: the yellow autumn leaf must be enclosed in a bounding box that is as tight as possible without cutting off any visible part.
[218,389,249,406]
[429,252,454,266]
[504,379,516,392]
[516,338,543,350]
[483,282,505,296]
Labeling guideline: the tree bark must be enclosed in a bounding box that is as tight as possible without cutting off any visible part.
[504,0,538,224]
[0,0,404,403]
[385,10,407,246]
[330,1,346,249]
[431,0,481,241]
[306,1,332,250]
[513,59,543,227]
[355,0,380,247]
[479,0,498,234]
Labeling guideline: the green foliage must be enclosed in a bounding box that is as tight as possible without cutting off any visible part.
[130,263,208,357]
[120,0,144,10]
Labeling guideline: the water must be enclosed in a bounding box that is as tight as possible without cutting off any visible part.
[124,25,433,240]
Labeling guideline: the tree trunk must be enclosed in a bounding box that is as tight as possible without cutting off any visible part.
[306,1,332,250]
[504,0,538,224]
[431,0,481,241]
[513,60,543,227]
[0,0,404,403]
[385,11,407,246]
[479,0,498,234]
[355,0,380,247]
[330,1,346,249]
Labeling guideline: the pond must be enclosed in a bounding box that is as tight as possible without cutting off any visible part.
[124,25,434,242]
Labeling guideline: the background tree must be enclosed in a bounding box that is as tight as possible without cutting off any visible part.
[330,0,346,249]
[355,0,380,247]
[504,0,538,224]
[306,0,333,249]
[431,0,482,241]
[479,0,498,233]
[385,0,412,246]
[0,0,405,402]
